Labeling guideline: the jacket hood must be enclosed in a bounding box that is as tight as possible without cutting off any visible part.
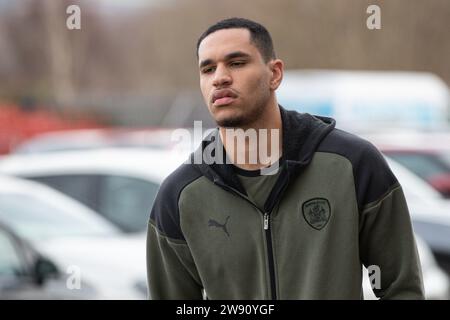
[191,105,336,196]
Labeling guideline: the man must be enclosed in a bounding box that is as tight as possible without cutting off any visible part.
[146,17,424,299]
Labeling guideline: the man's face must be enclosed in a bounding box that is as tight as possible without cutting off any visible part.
[198,28,273,128]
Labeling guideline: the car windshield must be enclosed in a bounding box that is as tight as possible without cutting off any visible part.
[0,193,119,242]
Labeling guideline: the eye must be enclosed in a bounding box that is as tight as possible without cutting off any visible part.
[201,66,216,74]
[230,61,246,67]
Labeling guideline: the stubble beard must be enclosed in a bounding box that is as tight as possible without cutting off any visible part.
[215,107,260,128]
[214,90,271,129]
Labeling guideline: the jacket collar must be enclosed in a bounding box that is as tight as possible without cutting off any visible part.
[192,105,336,194]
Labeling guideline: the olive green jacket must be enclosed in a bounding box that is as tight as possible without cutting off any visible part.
[146,107,424,300]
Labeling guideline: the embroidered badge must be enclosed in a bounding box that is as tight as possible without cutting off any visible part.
[302,198,331,230]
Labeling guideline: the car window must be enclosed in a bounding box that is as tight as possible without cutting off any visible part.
[438,151,450,169]
[0,229,24,277]
[98,175,159,233]
[387,153,449,179]
[30,175,99,211]
[0,193,117,242]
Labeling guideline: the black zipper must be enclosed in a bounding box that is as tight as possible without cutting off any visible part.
[213,179,277,300]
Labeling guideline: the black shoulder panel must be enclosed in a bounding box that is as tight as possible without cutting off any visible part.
[317,129,398,212]
[149,162,202,240]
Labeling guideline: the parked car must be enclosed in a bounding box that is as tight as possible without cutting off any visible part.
[12,128,181,154]
[0,148,189,233]
[0,175,148,299]
[363,131,450,198]
[0,221,97,299]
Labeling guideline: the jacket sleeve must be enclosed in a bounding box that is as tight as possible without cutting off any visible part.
[357,144,425,299]
[146,221,203,299]
[146,170,203,300]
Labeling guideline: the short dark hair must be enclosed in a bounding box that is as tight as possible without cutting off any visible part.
[196,17,276,63]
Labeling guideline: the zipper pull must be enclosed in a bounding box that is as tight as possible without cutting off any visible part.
[264,213,269,230]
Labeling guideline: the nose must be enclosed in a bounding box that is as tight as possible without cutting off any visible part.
[212,64,232,88]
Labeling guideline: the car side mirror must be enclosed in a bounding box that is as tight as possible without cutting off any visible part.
[33,256,59,286]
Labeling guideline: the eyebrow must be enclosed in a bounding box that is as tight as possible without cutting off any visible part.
[199,51,251,69]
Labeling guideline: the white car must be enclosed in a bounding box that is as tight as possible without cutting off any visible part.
[0,175,148,299]
[0,148,189,233]
[11,128,180,154]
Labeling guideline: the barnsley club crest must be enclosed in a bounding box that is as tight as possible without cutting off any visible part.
[302,198,331,230]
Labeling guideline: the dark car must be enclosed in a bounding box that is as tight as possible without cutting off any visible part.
[0,222,96,299]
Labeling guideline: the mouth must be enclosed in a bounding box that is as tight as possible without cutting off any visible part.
[212,89,238,107]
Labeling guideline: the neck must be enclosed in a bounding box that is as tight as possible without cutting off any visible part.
[219,99,282,171]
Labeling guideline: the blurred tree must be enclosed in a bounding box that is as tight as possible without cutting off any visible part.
[0,0,448,126]
[44,0,75,107]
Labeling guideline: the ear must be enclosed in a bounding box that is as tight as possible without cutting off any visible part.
[268,59,284,90]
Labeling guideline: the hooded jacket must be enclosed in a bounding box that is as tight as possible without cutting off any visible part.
[146,106,424,300]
